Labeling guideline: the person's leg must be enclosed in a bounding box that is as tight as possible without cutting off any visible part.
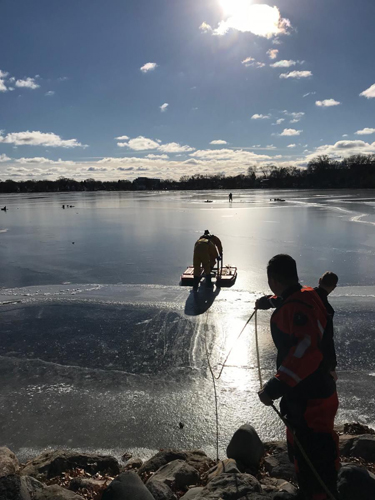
[294,392,339,499]
[201,252,213,287]
[193,247,202,291]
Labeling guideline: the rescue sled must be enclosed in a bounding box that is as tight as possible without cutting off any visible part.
[180,263,237,288]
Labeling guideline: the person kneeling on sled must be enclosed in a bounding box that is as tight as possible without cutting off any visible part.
[192,230,222,291]
[257,255,339,500]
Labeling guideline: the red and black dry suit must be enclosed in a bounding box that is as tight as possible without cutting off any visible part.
[262,284,339,500]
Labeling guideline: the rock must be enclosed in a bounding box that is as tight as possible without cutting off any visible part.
[147,459,199,489]
[0,447,19,477]
[339,434,375,461]
[101,471,155,500]
[124,457,143,469]
[263,441,288,455]
[347,435,375,461]
[139,450,212,476]
[139,450,188,475]
[206,459,241,481]
[21,450,120,479]
[0,474,45,500]
[337,465,375,500]
[69,476,108,491]
[260,477,297,495]
[198,473,262,499]
[147,479,177,500]
[34,484,83,499]
[180,487,204,499]
[336,422,375,435]
[263,452,295,481]
[226,425,264,468]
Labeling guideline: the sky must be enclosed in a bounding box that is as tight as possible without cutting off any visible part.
[1,0,375,181]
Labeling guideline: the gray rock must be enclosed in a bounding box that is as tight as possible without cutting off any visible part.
[199,472,262,499]
[102,471,155,500]
[0,447,19,477]
[263,452,295,481]
[0,474,45,500]
[226,425,264,468]
[263,441,288,455]
[148,459,199,489]
[337,465,375,500]
[260,477,297,495]
[139,450,211,476]
[34,484,83,499]
[347,435,375,461]
[20,449,120,479]
[147,479,177,500]
[206,459,241,481]
[180,487,204,499]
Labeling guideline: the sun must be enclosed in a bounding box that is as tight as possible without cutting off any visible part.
[219,0,251,17]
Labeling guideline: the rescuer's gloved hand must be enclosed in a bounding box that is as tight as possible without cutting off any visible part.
[255,295,273,310]
[258,389,273,406]
[217,255,222,261]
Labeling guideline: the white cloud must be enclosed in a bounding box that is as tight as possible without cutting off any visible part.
[0,154,10,162]
[242,58,265,68]
[355,128,375,135]
[199,22,212,32]
[304,140,375,163]
[287,144,296,148]
[280,71,312,79]
[251,114,270,120]
[213,4,291,39]
[267,49,279,59]
[303,92,316,97]
[158,142,195,153]
[15,77,40,89]
[190,148,271,161]
[45,91,55,96]
[275,118,285,125]
[0,131,85,148]
[210,140,228,145]
[0,80,7,92]
[360,84,375,99]
[0,70,8,78]
[315,99,341,107]
[116,135,129,140]
[140,62,158,73]
[160,103,169,112]
[145,154,169,159]
[280,128,302,136]
[119,136,160,150]
[342,134,348,137]
[283,111,305,123]
[270,60,297,68]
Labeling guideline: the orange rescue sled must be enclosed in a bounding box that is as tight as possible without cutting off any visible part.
[180,265,237,288]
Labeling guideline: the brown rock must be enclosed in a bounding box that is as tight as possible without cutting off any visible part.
[0,447,19,477]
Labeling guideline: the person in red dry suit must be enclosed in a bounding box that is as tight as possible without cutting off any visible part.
[257,255,339,500]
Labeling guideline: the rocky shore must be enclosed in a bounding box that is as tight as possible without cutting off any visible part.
[1,423,374,500]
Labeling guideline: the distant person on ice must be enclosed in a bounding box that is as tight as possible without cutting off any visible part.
[229,192,233,202]
[192,230,222,291]
[256,255,339,500]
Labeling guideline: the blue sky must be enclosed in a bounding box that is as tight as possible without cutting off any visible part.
[1,0,375,181]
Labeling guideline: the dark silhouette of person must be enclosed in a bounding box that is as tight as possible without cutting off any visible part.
[257,255,339,500]
[229,193,233,202]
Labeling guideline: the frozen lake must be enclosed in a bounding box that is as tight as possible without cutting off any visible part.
[0,189,374,461]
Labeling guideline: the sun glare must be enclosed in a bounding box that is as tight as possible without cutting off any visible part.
[217,1,287,38]
[220,0,250,17]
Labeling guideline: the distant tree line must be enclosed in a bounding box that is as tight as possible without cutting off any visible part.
[1,154,375,193]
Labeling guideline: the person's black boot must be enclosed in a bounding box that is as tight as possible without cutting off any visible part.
[193,276,200,292]
[206,274,214,288]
